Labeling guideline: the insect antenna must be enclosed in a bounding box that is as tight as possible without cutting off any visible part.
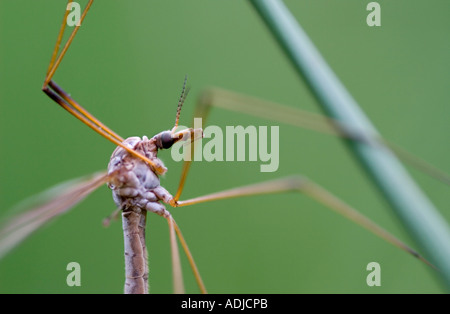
[172,75,190,132]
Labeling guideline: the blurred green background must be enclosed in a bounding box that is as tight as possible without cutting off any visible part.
[0,0,448,293]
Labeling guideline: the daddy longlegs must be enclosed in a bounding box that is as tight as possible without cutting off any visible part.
[0,0,448,293]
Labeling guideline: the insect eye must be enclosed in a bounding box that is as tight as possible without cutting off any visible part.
[159,131,175,149]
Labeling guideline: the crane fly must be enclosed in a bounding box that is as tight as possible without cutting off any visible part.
[0,0,448,293]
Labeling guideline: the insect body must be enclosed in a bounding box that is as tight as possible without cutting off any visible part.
[109,135,174,219]
[107,126,200,294]
[108,135,172,294]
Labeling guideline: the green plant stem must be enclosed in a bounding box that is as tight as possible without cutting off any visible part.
[249,0,450,289]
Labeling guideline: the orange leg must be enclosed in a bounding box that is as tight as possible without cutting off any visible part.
[42,0,166,175]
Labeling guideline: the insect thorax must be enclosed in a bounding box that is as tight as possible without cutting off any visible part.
[107,136,170,217]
